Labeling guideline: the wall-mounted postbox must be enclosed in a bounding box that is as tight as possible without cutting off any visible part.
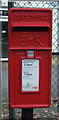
[9,8,52,108]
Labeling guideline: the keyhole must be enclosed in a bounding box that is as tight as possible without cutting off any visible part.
[18,77,20,80]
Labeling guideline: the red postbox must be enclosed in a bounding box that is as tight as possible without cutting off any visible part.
[9,8,52,108]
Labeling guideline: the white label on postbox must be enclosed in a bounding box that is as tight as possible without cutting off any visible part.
[22,59,39,91]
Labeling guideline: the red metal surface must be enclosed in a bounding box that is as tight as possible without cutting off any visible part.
[9,8,52,108]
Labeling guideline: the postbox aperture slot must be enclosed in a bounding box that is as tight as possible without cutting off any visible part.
[13,27,49,32]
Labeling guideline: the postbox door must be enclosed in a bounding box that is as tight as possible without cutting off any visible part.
[9,49,51,108]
